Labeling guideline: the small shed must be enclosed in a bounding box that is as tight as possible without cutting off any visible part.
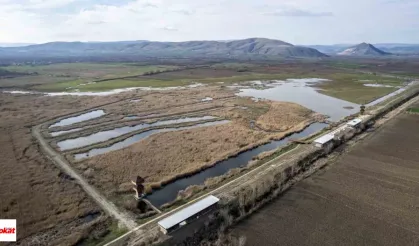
[158,195,220,234]
[347,118,362,128]
[313,134,334,148]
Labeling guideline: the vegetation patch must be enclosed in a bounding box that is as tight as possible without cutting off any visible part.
[407,107,419,113]
[77,221,128,246]
[314,73,404,104]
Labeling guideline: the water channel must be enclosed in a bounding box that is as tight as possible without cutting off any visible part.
[146,122,327,207]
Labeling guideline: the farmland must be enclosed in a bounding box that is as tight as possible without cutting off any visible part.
[231,110,419,246]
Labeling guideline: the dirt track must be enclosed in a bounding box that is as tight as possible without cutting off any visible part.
[32,124,138,230]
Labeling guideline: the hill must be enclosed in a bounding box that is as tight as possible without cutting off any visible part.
[338,43,390,56]
[0,38,327,59]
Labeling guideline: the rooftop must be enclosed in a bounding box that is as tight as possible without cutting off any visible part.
[158,195,220,229]
[314,134,334,144]
[347,118,362,126]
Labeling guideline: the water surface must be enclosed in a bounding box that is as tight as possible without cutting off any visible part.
[50,128,83,137]
[49,110,105,128]
[236,79,359,121]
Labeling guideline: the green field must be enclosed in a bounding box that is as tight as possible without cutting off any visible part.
[407,107,419,113]
[0,63,178,89]
[315,73,404,104]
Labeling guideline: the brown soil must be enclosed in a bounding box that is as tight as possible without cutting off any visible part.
[0,93,121,245]
[232,112,419,246]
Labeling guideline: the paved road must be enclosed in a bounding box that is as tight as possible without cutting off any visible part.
[32,125,138,230]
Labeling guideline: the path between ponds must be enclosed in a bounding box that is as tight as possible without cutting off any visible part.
[32,124,138,230]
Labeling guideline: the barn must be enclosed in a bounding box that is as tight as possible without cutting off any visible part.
[158,195,220,234]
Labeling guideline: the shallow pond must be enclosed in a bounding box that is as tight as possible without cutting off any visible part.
[236,79,359,121]
[49,110,105,128]
[146,122,327,207]
[58,116,217,151]
[74,120,230,160]
[50,128,83,137]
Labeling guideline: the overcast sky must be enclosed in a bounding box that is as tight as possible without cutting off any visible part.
[1,0,418,45]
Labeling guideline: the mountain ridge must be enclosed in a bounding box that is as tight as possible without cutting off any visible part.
[0,38,327,58]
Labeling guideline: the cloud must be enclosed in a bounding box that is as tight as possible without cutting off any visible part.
[173,9,193,15]
[267,9,333,17]
[0,0,418,44]
[142,2,157,8]
[87,20,107,25]
[161,26,178,31]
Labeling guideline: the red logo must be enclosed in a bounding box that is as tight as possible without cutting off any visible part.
[0,228,16,234]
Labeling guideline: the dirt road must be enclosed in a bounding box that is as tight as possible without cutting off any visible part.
[32,125,138,230]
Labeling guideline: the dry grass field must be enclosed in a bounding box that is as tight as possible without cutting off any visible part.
[232,111,419,246]
[0,93,125,245]
[83,123,270,192]
[256,101,313,131]
[104,86,234,116]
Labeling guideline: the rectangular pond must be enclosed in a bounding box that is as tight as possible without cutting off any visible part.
[49,110,105,128]
[50,128,83,137]
[146,122,328,207]
[74,120,230,160]
[58,116,217,151]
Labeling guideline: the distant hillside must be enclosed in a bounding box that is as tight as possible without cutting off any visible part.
[0,43,34,47]
[338,43,391,56]
[375,44,419,54]
[0,38,327,59]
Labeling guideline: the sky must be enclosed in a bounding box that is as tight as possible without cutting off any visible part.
[0,0,419,45]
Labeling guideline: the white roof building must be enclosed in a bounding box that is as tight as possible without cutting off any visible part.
[313,134,334,147]
[158,195,220,233]
[347,118,362,127]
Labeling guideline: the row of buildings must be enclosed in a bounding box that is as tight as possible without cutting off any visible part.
[313,118,363,148]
